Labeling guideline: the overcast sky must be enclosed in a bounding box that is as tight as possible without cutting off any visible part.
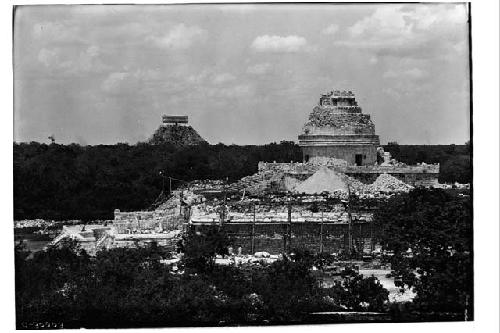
[14,4,470,145]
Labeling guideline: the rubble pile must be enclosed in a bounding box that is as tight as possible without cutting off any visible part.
[15,219,57,229]
[156,193,181,211]
[258,161,324,174]
[283,176,301,192]
[188,180,226,192]
[294,167,349,195]
[192,202,220,216]
[231,170,284,195]
[345,175,367,192]
[368,173,413,193]
[182,191,204,205]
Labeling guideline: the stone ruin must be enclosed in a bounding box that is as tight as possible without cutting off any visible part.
[148,115,207,146]
[294,89,439,186]
[299,90,380,165]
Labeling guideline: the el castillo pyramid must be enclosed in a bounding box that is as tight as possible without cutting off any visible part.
[148,115,207,146]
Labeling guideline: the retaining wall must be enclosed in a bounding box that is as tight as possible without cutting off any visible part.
[193,221,376,255]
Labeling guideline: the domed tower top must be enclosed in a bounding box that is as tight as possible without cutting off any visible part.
[303,90,376,136]
[318,90,362,113]
[298,89,380,166]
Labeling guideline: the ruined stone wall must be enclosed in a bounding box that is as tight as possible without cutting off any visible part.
[257,161,311,173]
[212,222,375,254]
[257,161,439,186]
[192,208,374,255]
[114,209,183,233]
[346,172,439,186]
[319,106,362,113]
[109,238,178,251]
[257,159,347,174]
[346,164,440,186]
[345,164,440,174]
[302,145,378,165]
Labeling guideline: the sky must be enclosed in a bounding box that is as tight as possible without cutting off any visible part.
[13,3,470,145]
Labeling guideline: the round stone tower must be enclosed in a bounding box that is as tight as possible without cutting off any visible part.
[298,90,380,166]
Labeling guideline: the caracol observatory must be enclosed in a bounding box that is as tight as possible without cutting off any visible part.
[299,90,380,166]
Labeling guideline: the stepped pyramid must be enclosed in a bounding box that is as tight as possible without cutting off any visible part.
[148,115,207,146]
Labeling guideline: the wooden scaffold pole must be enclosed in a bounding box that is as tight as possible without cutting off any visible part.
[251,203,256,254]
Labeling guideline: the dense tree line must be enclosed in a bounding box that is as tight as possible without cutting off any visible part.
[14,141,301,220]
[14,141,470,221]
[374,188,473,320]
[16,228,389,328]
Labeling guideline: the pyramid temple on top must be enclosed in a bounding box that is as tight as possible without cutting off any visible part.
[298,90,380,166]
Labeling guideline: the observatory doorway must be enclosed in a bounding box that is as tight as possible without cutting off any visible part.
[355,154,363,166]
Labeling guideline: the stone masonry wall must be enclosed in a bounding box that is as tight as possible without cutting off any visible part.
[219,222,375,254]
[302,145,378,165]
[114,209,183,233]
[346,172,439,187]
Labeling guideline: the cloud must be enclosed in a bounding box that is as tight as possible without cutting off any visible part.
[405,68,426,79]
[251,35,308,53]
[62,45,109,74]
[37,48,59,67]
[184,69,237,86]
[411,4,466,30]
[133,68,162,81]
[101,68,164,94]
[322,24,339,35]
[342,6,417,50]
[205,84,254,99]
[37,45,109,75]
[383,87,402,100]
[336,4,468,59]
[186,69,212,85]
[212,73,236,85]
[101,72,130,93]
[150,23,206,50]
[86,45,100,57]
[383,68,427,79]
[246,63,272,75]
[369,56,378,64]
[33,21,82,43]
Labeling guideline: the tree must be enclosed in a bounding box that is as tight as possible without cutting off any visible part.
[15,239,92,328]
[178,226,230,272]
[374,188,472,318]
[250,255,320,322]
[327,268,389,312]
[439,155,471,184]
